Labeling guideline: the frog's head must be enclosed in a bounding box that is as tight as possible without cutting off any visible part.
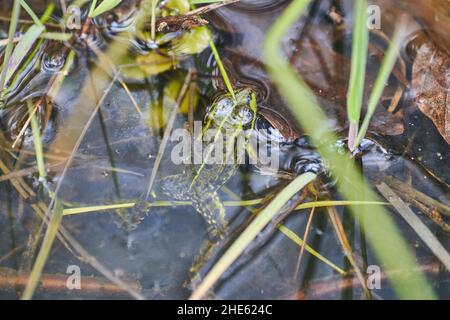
[205,88,257,131]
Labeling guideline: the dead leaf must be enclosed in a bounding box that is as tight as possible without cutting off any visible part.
[412,40,450,144]
[402,0,450,55]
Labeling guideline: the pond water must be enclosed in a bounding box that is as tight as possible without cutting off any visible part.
[0,0,448,299]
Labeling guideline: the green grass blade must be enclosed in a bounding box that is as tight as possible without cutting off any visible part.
[62,199,387,216]
[0,0,21,91]
[262,0,435,300]
[355,25,406,147]
[41,32,72,41]
[20,0,43,26]
[278,224,345,275]
[190,0,235,98]
[64,203,136,215]
[1,4,55,96]
[88,0,98,17]
[90,0,122,18]
[347,0,368,150]
[39,3,55,24]
[209,37,235,99]
[21,200,64,300]
[27,100,46,181]
[295,200,388,211]
[3,24,45,89]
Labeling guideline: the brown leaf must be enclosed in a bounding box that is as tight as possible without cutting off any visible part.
[412,40,450,144]
[402,0,450,55]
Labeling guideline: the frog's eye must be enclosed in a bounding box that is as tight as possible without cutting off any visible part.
[236,107,254,127]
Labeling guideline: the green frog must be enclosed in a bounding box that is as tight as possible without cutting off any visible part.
[157,88,257,239]
[124,88,257,238]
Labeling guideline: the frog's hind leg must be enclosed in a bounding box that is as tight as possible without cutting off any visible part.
[191,191,228,240]
[186,191,229,292]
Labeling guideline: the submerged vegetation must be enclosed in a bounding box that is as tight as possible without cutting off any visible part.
[0,0,448,300]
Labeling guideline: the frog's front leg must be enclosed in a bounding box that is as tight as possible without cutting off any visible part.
[186,190,229,289]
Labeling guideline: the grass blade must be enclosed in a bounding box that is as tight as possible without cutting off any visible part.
[3,24,45,88]
[377,183,450,271]
[0,0,21,91]
[27,100,46,181]
[355,24,407,147]
[62,200,387,216]
[20,0,43,26]
[88,0,98,17]
[209,37,235,99]
[278,224,345,275]
[41,32,72,41]
[39,3,55,24]
[347,0,368,150]
[90,0,122,18]
[21,200,64,300]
